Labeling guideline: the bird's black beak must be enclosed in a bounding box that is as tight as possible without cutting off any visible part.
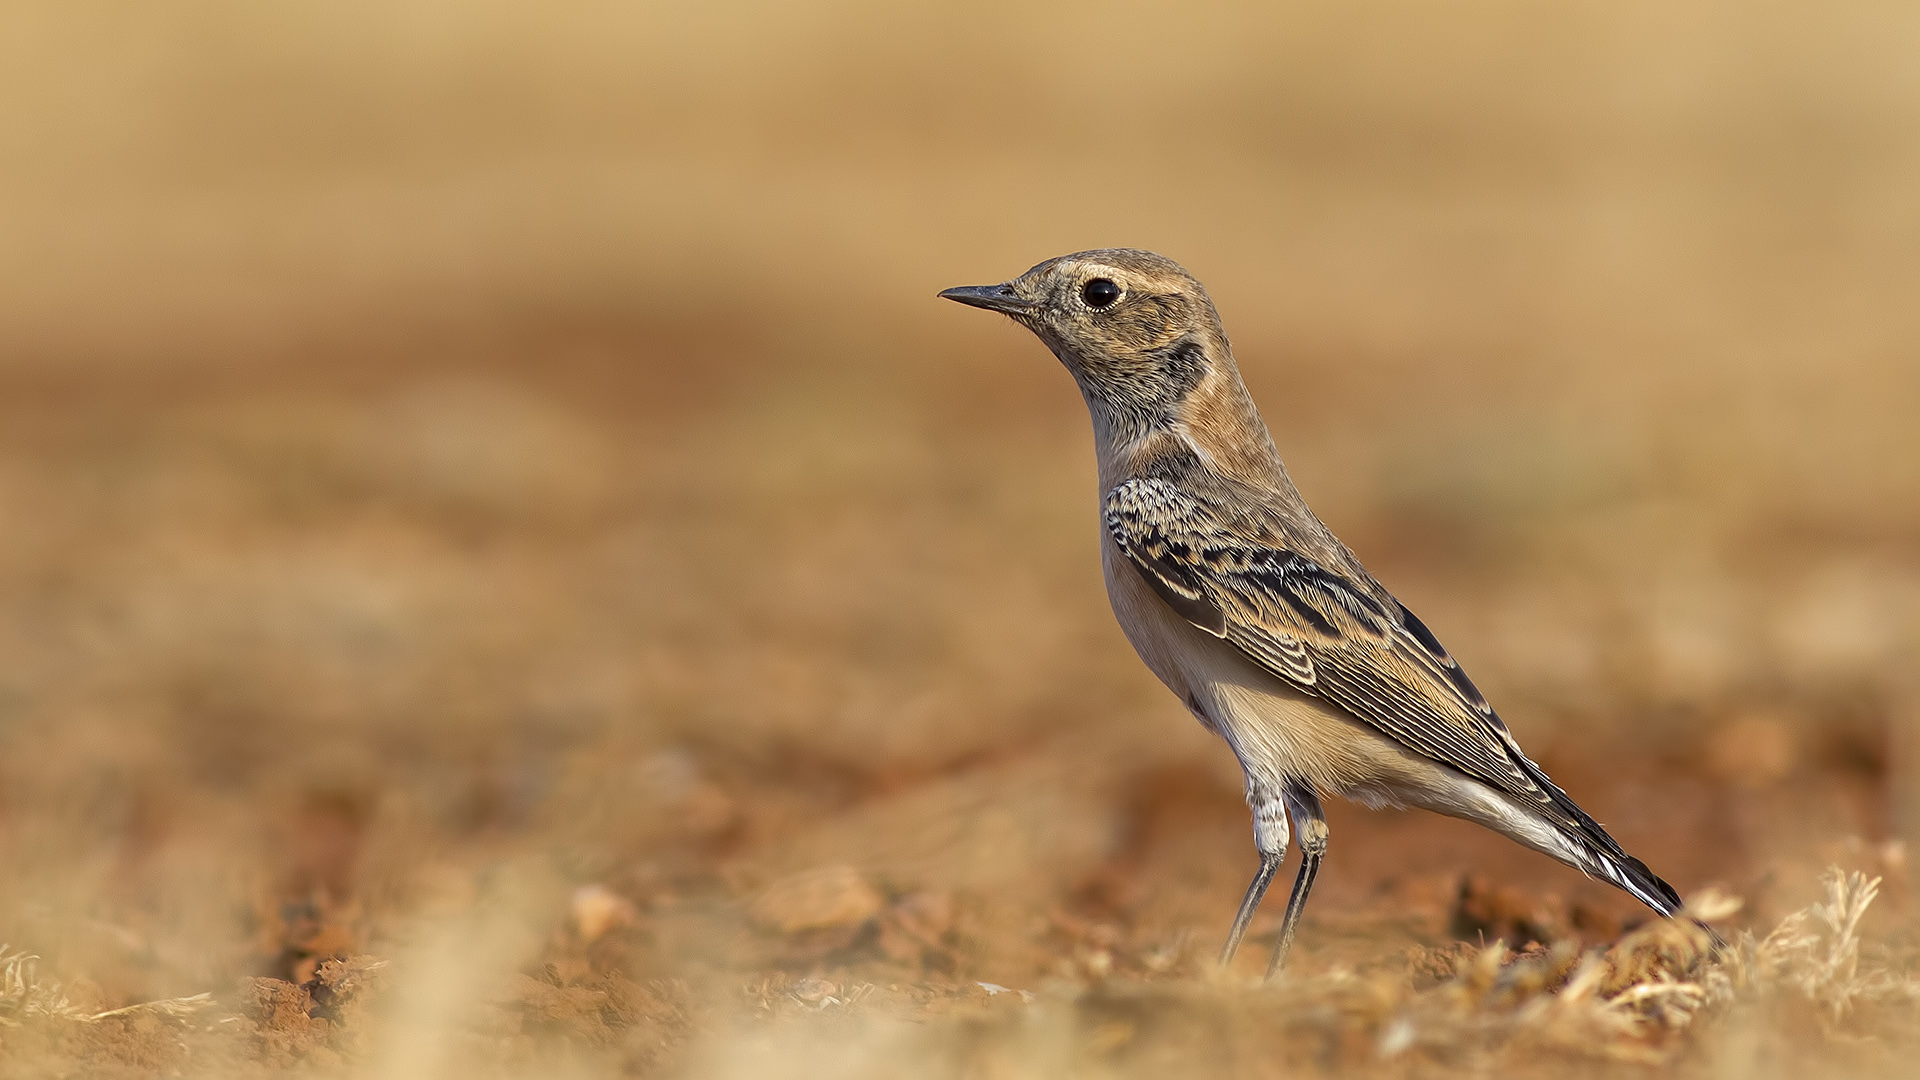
[938,283,1036,316]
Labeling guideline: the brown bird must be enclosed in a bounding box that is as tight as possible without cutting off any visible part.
[940,249,1691,974]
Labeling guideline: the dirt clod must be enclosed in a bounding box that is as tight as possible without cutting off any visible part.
[749,866,885,933]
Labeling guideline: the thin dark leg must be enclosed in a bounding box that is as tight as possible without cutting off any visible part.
[1220,785,1290,967]
[1220,854,1281,966]
[1266,782,1328,977]
[1266,848,1321,976]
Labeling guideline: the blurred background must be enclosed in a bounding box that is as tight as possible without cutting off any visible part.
[0,1,1916,1074]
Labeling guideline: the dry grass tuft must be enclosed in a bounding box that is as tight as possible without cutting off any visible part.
[2,944,212,1028]
[1743,871,1919,1024]
[0,947,80,1025]
[1369,869,1920,1071]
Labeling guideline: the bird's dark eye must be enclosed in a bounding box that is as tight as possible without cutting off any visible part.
[1081,278,1122,309]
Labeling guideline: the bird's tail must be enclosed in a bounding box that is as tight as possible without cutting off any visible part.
[1595,849,1684,917]
[1527,773,1728,949]
[1593,846,1726,948]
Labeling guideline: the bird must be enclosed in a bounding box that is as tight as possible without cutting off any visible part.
[940,249,1695,975]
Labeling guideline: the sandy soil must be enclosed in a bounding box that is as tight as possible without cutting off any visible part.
[1,2,1917,1076]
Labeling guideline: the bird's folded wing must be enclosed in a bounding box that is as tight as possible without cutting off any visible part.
[1103,477,1565,820]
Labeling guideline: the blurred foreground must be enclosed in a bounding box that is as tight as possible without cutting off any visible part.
[1,1,1918,1076]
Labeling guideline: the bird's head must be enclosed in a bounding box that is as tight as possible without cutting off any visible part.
[940,249,1231,429]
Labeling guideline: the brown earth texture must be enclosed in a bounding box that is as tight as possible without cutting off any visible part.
[2,2,1919,1077]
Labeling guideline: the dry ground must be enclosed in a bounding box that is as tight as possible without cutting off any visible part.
[1,2,1919,1077]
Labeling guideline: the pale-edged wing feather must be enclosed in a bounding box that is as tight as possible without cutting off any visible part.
[1102,477,1539,801]
[1102,477,1678,910]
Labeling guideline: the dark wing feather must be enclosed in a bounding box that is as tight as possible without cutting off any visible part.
[1103,477,1536,799]
[1104,477,1679,911]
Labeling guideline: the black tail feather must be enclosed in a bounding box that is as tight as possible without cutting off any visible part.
[1616,853,1684,917]
[1601,849,1727,950]
[1509,750,1726,948]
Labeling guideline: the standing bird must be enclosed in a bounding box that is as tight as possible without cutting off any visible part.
[940,249,1690,975]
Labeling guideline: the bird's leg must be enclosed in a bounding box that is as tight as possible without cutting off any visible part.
[1266,782,1328,977]
[1220,783,1289,967]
